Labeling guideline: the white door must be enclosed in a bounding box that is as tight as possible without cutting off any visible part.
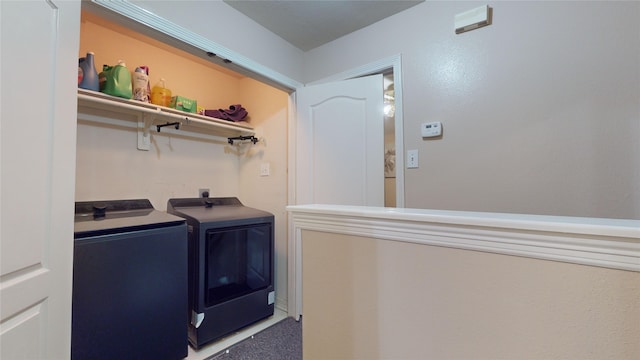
[295,74,384,206]
[289,74,384,318]
[1,1,80,358]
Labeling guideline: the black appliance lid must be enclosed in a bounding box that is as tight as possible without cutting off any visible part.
[74,199,185,238]
[167,197,273,223]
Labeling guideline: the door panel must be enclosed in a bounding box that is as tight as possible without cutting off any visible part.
[0,1,80,358]
[296,75,384,206]
[291,74,383,318]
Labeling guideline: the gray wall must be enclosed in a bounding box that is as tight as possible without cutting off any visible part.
[304,1,640,219]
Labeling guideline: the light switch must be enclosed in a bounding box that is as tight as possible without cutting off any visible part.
[407,150,418,169]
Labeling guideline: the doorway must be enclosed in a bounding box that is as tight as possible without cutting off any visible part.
[383,72,396,207]
[303,55,405,208]
[289,58,404,319]
[295,74,385,207]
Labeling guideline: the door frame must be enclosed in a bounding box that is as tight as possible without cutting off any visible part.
[287,54,405,318]
[298,54,405,208]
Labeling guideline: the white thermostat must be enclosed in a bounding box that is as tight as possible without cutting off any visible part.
[421,122,442,138]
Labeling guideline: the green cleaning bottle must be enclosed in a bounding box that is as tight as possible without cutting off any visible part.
[102,60,133,99]
[99,64,111,92]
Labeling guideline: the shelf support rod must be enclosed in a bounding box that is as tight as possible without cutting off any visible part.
[157,121,180,132]
[228,135,258,145]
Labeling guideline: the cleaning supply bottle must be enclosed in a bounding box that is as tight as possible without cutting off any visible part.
[102,60,132,99]
[98,64,110,92]
[78,52,99,91]
[141,66,151,101]
[151,78,172,107]
[132,66,150,102]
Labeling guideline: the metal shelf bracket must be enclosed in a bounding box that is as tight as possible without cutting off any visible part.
[228,135,258,145]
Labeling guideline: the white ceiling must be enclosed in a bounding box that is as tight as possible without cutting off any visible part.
[223,0,424,52]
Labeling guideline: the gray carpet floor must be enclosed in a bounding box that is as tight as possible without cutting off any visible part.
[207,317,302,360]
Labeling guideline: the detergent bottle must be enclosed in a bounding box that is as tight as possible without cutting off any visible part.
[151,78,172,107]
[78,52,99,91]
[132,66,150,102]
[98,64,110,92]
[102,60,133,99]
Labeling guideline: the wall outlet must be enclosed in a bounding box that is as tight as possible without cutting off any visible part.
[260,162,270,176]
[199,188,210,198]
[407,150,419,169]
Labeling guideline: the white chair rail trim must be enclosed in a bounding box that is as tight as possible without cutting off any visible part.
[290,205,640,272]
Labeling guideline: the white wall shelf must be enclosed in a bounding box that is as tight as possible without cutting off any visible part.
[77,89,255,150]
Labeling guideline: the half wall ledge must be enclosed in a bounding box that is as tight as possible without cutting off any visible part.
[288,204,640,273]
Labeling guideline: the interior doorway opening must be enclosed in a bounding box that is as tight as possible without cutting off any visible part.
[383,72,396,207]
[313,54,405,208]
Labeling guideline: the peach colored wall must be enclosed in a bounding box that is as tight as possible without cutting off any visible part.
[76,12,244,208]
[79,12,243,110]
[302,230,640,359]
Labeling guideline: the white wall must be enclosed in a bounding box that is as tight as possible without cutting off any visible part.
[75,123,241,210]
[303,1,640,219]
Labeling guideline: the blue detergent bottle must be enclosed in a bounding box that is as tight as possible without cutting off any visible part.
[78,52,99,91]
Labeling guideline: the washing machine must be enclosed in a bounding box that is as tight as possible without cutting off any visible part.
[72,199,188,360]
